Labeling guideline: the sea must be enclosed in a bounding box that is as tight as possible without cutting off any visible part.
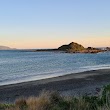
[0,50,110,86]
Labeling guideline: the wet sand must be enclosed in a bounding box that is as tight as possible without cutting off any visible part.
[0,69,110,103]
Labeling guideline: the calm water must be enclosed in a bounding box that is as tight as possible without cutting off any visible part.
[0,50,110,85]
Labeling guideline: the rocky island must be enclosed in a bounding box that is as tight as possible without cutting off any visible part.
[36,42,105,53]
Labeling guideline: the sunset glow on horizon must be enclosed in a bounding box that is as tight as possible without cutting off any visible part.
[0,0,110,49]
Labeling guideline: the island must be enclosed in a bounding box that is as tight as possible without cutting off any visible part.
[36,42,106,53]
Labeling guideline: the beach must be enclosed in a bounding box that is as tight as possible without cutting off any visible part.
[0,69,110,103]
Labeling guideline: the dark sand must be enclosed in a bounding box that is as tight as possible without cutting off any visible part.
[0,69,110,103]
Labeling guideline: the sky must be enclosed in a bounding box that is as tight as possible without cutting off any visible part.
[0,0,110,49]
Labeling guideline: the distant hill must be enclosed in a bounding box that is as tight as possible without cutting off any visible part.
[58,42,85,52]
[0,46,15,50]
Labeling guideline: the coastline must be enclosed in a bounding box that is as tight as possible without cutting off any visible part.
[0,69,110,103]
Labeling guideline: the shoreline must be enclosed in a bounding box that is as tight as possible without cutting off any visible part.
[0,69,110,103]
[1,66,110,86]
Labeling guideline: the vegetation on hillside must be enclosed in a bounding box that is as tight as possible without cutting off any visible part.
[58,42,85,52]
[0,84,110,110]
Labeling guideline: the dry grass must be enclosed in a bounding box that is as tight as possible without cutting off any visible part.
[4,85,110,110]
[26,91,51,110]
[5,90,61,110]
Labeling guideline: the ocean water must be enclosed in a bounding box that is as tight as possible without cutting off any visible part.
[0,50,110,86]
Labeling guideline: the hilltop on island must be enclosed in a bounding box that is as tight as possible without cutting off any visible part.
[36,42,105,53]
[58,42,85,52]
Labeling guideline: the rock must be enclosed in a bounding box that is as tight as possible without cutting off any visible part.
[106,47,110,51]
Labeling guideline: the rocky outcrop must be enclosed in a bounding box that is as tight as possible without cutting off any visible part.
[83,47,104,53]
[106,47,110,51]
[58,42,85,52]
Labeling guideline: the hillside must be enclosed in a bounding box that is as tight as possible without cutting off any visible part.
[58,42,85,52]
[0,46,13,50]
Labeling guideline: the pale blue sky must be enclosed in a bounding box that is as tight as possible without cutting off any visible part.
[0,0,110,48]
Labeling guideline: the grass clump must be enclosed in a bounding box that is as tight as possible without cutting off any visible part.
[3,84,110,110]
[0,103,14,110]
[26,91,51,110]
